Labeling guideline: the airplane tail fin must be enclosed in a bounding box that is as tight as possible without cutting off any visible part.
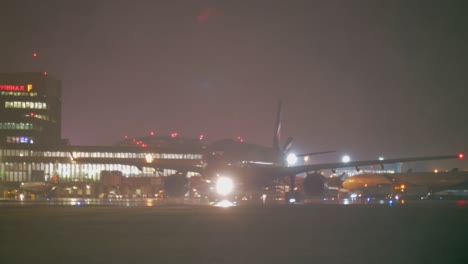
[282,136,293,153]
[272,100,282,151]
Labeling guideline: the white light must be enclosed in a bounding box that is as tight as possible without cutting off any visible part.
[214,200,235,208]
[145,154,154,163]
[378,157,384,161]
[289,198,296,204]
[342,155,351,163]
[304,156,309,162]
[216,177,234,196]
[286,153,298,165]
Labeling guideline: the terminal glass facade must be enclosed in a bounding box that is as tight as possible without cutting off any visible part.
[0,148,203,182]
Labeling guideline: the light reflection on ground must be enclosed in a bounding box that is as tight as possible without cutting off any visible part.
[0,197,467,208]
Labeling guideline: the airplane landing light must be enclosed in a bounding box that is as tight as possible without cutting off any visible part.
[216,177,234,196]
[286,153,298,165]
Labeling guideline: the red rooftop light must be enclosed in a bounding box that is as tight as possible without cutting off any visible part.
[459,153,464,159]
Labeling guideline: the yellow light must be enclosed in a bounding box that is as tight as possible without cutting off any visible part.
[145,154,154,163]
[400,184,405,189]
[434,169,438,173]
[27,84,33,92]
[364,184,368,187]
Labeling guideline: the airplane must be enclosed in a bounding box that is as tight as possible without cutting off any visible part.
[340,169,468,198]
[17,174,60,199]
[197,101,464,201]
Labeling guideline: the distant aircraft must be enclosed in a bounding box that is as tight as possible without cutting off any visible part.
[18,174,60,198]
[340,170,468,197]
[197,101,463,201]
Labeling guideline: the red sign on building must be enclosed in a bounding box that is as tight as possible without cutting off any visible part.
[0,84,25,91]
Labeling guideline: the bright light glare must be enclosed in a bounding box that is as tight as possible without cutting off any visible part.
[145,154,154,163]
[342,155,351,163]
[378,157,384,161]
[216,177,234,196]
[286,153,298,165]
[214,200,235,208]
[304,156,309,162]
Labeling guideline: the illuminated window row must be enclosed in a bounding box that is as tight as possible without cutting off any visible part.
[0,122,35,130]
[6,136,34,144]
[1,163,147,182]
[24,113,49,121]
[72,152,203,160]
[1,91,38,97]
[5,101,47,109]
[0,162,202,182]
[0,149,203,160]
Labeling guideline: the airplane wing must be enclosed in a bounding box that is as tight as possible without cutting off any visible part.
[283,154,461,176]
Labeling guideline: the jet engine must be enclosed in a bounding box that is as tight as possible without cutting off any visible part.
[163,173,189,197]
[302,172,325,196]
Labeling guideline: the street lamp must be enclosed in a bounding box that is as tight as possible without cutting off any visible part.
[342,155,351,163]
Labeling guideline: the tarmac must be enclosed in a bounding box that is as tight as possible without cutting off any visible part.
[1,199,468,264]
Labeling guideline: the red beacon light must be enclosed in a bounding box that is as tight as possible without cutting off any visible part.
[33,53,37,57]
[459,153,464,160]
[150,131,155,136]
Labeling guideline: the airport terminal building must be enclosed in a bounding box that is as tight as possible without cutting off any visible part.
[0,72,62,147]
[0,73,206,197]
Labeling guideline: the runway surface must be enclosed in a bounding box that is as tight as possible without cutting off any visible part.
[1,200,467,264]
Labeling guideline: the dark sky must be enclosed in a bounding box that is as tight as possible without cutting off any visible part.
[1,0,467,166]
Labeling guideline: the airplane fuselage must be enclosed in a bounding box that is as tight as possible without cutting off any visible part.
[19,182,56,194]
[342,171,468,190]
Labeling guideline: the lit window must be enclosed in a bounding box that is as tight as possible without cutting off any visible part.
[4,101,47,109]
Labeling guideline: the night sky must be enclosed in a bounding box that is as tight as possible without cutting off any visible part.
[1,1,467,166]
